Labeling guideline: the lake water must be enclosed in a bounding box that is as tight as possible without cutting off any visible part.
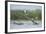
[10,20,42,29]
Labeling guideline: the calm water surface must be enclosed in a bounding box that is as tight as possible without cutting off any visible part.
[10,20,42,29]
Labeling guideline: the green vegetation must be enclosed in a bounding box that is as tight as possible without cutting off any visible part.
[10,9,42,20]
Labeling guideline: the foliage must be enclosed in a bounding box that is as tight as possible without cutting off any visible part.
[10,9,42,20]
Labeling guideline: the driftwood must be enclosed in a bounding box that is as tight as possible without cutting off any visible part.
[32,20,38,25]
[13,22,24,25]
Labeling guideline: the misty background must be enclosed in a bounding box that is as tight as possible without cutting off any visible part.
[10,4,42,10]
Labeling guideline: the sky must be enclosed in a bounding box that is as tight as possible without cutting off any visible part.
[10,4,42,10]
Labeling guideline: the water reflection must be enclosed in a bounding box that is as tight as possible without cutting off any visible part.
[10,20,42,29]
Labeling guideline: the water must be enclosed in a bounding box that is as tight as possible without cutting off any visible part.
[10,20,42,29]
